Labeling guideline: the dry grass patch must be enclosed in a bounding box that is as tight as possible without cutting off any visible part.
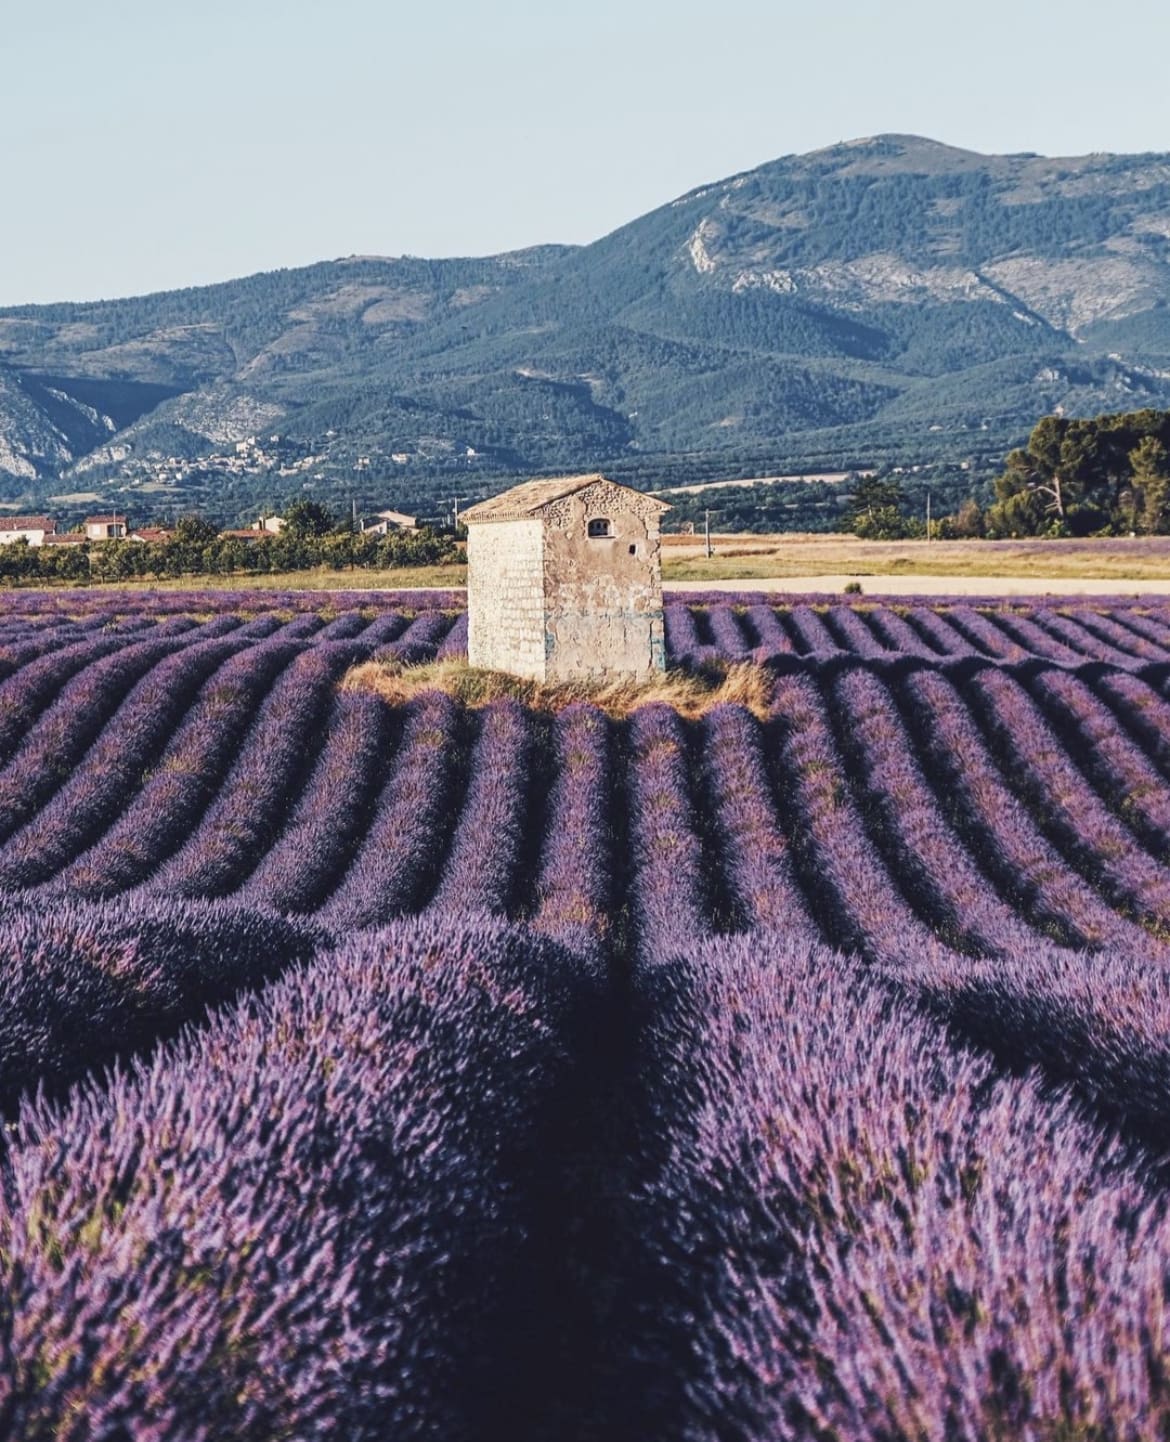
[342,657,775,719]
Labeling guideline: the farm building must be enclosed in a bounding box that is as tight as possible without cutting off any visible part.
[0,516,56,546]
[84,514,128,541]
[360,508,418,534]
[462,473,670,681]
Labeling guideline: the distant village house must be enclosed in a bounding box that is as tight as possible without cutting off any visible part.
[0,516,56,547]
[84,515,128,541]
[360,509,418,535]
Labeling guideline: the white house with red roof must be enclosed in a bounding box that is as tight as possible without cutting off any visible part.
[0,516,56,547]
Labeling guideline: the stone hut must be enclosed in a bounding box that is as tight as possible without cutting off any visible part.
[462,473,671,681]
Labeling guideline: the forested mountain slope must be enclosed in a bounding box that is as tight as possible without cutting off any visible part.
[3,134,1170,513]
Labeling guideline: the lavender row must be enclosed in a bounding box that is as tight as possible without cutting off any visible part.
[319,691,463,928]
[624,704,713,963]
[824,665,1051,956]
[0,916,595,1440]
[985,607,1101,664]
[663,603,718,669]
[895,665,1165,954]
[236,690,394,914]
[664,600,1170,667]
[863,603,946,657]
[0,621,157,682]
[0,585,466,617]
[697,703,820,942]
[0,633,250,888]
[937,603,1029,658]
[437,608,469,658]
[881,941,1170,1168]
[142,642,365,899]
[1093,667,1170,779]
[0,897,322,1117]
[0,627,217,846]
[764,669,949,961]
[530,704,616,957]
[622,934,1170,1440]
[1026,665,1170,857]
[373,608,456,663]
[0,629,175,765]
[897,604,987,656]
[48,639,305,899]
[427,700,534,917]
[1034,606,1165,664]
[962,664,1170,932]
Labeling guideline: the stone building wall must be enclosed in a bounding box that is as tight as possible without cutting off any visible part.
[541,481,665,679]
[466,519,547,679]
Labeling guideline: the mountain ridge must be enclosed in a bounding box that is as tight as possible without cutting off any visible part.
[3,134,1170,521]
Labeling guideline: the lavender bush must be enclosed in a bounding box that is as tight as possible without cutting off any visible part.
[142,642,362,899]
[237,689,394,914]
[621,934,1170,1441]
[0,916,597,1441]
[52,640,304,898]
[0,894,323,1114]
[320,691,463,928]
[428,699,533,917]
[895,665,1165,954]
[531,703,615,957]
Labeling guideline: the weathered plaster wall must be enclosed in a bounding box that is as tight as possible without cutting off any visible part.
[466,519,547,679]
[541,482,665,679]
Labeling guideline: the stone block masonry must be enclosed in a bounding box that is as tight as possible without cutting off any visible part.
[467,519,547,678]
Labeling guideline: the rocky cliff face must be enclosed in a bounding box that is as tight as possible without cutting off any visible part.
[669,137,1170,336]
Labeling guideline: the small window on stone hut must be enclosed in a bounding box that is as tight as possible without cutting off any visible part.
[587,517,612,539]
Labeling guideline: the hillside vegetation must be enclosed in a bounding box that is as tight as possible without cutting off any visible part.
[2,135,1170,522]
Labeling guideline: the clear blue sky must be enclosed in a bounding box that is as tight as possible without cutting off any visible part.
[2,0,1167,305]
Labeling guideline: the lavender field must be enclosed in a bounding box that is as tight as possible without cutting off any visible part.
[4,587,1170,1438]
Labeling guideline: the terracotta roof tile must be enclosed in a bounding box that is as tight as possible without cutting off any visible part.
[0,516,54,532]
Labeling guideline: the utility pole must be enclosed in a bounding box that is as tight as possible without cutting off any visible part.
[926,491,932,542]
[705,509,713,559]
[453,497,461,531]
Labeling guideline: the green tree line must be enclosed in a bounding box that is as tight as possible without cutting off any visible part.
[982,408,1170,538]
[0,506,459,586]
[846,409,1170,541]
